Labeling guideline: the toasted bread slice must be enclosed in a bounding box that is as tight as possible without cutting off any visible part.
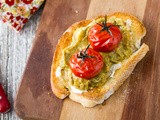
[51,12,149,107]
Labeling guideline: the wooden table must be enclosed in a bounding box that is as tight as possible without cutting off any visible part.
[0,7,43,120]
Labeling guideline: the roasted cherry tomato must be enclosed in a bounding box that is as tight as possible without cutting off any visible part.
[88,20,122,52]
[21,0,33,4]
[69,46,104,79]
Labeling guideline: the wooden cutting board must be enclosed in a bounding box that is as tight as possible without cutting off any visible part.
[14,0,160,120]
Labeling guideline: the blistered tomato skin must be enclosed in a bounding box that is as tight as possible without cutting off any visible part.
[88,23,122,52]
[70,48,104,79]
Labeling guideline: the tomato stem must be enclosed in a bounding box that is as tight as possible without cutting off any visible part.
[77,45,95,62]
[96,15,120,37]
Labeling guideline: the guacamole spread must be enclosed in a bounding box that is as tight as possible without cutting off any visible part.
[57,17,138,91]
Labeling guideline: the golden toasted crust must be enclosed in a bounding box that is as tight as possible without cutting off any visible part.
[50,12,149,106]
[51,20,91,99]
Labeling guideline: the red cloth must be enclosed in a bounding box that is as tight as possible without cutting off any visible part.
[0,0,45,31]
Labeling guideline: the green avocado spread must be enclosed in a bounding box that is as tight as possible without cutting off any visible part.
[57,17,139,91]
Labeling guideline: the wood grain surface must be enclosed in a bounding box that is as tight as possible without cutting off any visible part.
[0,6,43,120]
[14,0,160,120]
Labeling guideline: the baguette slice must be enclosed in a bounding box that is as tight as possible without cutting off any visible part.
[51,12,149,107]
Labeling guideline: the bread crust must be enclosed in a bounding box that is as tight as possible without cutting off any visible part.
[50,12,149,107]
